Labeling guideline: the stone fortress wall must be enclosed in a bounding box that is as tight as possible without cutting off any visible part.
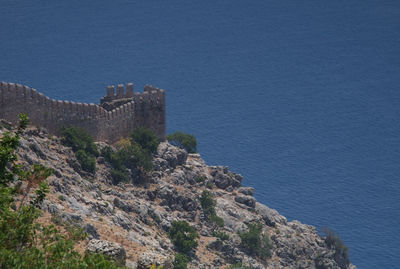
[0,82,166,143]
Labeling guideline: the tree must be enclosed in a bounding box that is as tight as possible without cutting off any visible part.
[200,190,224,227]
[60,126,98,156]
[167,132,197,153]
[0,114,122,268]
[101,132,157,185]
[323,228,350,269]
[168,221,199,254]
[130,127,160,154]
[168,221,199,269]
[61,126,98,173]
[173,253,189,269]
[238,223,272,259]
[200,190,216,216]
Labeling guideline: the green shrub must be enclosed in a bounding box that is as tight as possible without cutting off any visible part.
[195,176,206,183]
[101,146,125,170]
[228,263,251,269]
[200,190,216,216]
[168,221,199,254]
[75,149,96,173]
[61,126,98,156]
[101,145,130,183]
[130,127,160,154]
[101,128,158,185]
[61,126,98,173]
[210,215,224,227]
[323,228,350,269]
[238,223,272,259]
[173,253,189,269]
[167,132,197,153]
[213,231,230,241]
[66,226,87,241]
[129,143,154,173]
[206,181,214,189]
[200,190,224,227]
[101,145,153,185]
[0,115,123,268]
[110,168,130,185]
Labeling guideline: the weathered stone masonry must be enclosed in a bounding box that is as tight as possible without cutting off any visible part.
[0,82,166,143]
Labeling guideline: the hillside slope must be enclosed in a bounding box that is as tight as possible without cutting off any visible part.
[1,123,356,269]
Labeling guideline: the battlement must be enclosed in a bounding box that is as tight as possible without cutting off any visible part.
[100,83,165,107]
[101,83,135,103]
[0,82,166,143]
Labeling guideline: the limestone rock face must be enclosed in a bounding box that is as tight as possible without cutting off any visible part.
[6,125,356,269]
[235,195,257,208]
[210,166,243,190]
[156,142,187,168]
[238,186,255,196]
[255,202,287,227]
[87,239,126,266]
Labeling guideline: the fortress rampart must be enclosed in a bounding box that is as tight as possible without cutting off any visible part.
[0,82,166,143]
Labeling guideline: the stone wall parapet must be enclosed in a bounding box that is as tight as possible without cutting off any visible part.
[0,81,166,143]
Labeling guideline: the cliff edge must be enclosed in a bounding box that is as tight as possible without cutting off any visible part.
[0,123,356,269]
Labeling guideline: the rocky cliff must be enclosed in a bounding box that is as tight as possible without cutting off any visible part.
[1,123,356,269]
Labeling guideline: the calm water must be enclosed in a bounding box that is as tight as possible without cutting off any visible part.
[1,1,400,267]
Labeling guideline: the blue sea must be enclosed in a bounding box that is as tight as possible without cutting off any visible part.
[1,1,399,267]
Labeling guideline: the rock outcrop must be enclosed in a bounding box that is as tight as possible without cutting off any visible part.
[0,124,356,269]
[87,239,127,265]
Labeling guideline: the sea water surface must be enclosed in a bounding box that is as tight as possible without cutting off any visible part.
[1,1,400,268]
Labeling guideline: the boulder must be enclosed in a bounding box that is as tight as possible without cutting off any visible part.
[137,252,168,269]
[210,166,242,190]
[237,187,255,196]
[84,223,100,239]
[234,195,256,208]
[255,202,287,227]
[114,197,135,213]
[112,212,133,230]
[28,140,47,159]
[158,184,198,211]
[156,142,187,168]
[87,239,126,266]
[207,239,235,257]
[59,212,83,226]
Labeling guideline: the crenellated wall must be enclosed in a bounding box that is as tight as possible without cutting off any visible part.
[0,82,166,143]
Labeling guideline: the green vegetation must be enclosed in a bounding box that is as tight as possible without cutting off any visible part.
[323,228,350,269]
[200,190,224,227]
[168,221,199,269]
[61,126,99,173]
[60,126,98,156]
[168,221,199,254]
[172,253,189,269]
[195,175,206,183]
[212,230,230,241]
[200,190,216,216]
[0,114,123,268]
[167,131,197,153]
[238,223,272,259]
[101,127,160,185]
[101,145,130,184]
[227,263,251,269]
[210,215,224,227]
[131,127,160,154]
[75,149,96,173]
